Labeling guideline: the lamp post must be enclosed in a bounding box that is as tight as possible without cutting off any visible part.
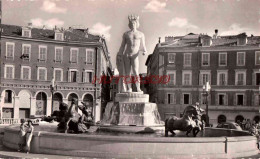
[203,81,211,127]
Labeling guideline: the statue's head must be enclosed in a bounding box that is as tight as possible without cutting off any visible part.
[128,14,140,29]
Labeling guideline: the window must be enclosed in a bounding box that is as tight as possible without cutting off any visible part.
[237,94,244,106]
[219,53,227,66]
[6,42,14,59]
[168,53,176,64]
[183,94,190,104]
[22,30,31,37]
[182,71,192,85]
[201,93,207,105]
[22,44,31,60]
[217,71,228,86]
[200,71,211,85]
[237,52,245,66]
[55,33,64,41]
[21,66,31,80]
[202,53,210,66]
[55,47,63,62]
[70,48,78,63]
[71,71,77,82]
[218,94,225,105]
[38,67,47,81]
[256,73,260,85]
[202,38,211,47]
[167,93,174,104]
[238,38,246,46]
[167,71,176,85]
[4,90,13,103]
[54,68,63,82]
[255,51,260,65]
[184,53,191,66]
[69,69,78,82]
[86,48,94,64]
[4,65,14,79]
[235,71,246,85]
[39,46,47,61]
[83,71,93,83]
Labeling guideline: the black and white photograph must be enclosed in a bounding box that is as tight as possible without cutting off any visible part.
[0,0,260,158]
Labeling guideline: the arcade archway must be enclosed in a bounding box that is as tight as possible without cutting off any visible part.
[53,93,63,112]
[217,115,226,123]
[235,115,244,123]
[68,93,78,106]
[36,92,47,116]
[83,94,93,107]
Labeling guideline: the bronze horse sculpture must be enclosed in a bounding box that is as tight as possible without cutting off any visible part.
[165,105,204,137]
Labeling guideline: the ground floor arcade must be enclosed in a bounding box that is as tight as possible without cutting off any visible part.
[0,88,102,122]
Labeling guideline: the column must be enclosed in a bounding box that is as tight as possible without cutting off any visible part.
[46,97,52,116]
[63,98,68,105]
[13,96,20,119]
[30,97,36,116]
[95,99,101,122]
[0,96,3,119]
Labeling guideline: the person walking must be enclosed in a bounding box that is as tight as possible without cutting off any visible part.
[25,120,34,154]
[18,119,27,152]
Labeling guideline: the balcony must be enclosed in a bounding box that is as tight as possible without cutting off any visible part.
[237,81,244,85]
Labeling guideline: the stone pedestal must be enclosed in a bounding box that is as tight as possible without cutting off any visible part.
[101,92,163,127]
[115,92,149,103]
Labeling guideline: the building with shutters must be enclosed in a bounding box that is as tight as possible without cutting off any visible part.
[0,23,112,122]
[146,31,260,126]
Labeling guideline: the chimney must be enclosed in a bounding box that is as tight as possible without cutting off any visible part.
[213,29,218,39]
[158,37,161,43]
[84,28,89,38]
[165,36,174,42]
[28,23,33,29]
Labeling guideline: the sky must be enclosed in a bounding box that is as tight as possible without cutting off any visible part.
[2,0,260,73]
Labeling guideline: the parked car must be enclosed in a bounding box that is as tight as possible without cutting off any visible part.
[216,122,242,130]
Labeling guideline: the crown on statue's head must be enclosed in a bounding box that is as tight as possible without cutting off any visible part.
[128,14,139,22]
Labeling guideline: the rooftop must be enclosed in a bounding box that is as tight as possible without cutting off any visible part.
[0,24,102,43]
[161,32,260,48]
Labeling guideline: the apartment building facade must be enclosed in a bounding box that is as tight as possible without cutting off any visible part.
[146,31,260,125]
[0,23,112,122]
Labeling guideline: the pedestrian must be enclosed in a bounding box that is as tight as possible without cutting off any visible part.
[25,120,34,154]
[18,119,27,152]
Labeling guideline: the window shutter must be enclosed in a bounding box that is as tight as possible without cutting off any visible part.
[252,73,256,85]
[215,94,218,106]
[82,72,85,83]
[225,94,228,105]
[233,94,236,105]
[173,93,176,104]
[180,94,183,104]
[244,95,246,106]
[165,93,168,104]
[68,71,70,82]
[255,94,259,106]
[76,71,80,82]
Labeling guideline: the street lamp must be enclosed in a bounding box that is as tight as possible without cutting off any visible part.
[203,81,211,127]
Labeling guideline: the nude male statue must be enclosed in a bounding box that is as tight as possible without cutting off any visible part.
[116,15,147,93]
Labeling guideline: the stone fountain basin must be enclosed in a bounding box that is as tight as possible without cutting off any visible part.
[3,124,259,158]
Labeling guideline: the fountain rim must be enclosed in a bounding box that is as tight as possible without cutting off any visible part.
[4,126,255,143]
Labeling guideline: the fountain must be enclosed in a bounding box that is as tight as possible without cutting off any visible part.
[2,15,259,158]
